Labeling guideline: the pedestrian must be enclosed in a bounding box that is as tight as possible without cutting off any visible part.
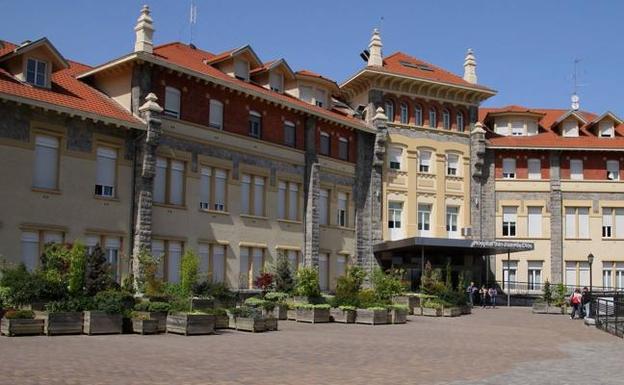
[466,282,476,307]
[472,285,479,307]
[581,287,591,319]
[488,286,498,308]
[570,288,582,319]
[480,285,488,308]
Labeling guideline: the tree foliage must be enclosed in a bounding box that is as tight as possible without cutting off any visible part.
[85,244,115,296]
[271,251,294,293]
[180,250,199,296]
[294,266,321,298]
[335,265,367,307]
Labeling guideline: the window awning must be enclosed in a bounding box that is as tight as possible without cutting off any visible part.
[373,237,533,256]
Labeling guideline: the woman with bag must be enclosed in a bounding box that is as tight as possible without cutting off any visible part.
[570,288,582,319]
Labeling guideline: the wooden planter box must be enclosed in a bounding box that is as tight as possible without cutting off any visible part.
[287,309,297,320]
[356,309,388,325]
[412,307,424,316]
[461,306,472,315]
[263,305,287,320]
[296,308,330,323]
[422,307,443,317]
[264,317,278,331]
[234,317,266,332]
[1,318,44,336]
[532,303,566,314]
[83,311,122,335]
[392,296,420,315]
[389,308,408,324]
[166,313,215,336]
[443,307,462,317]
[214,314,230,329]
[132,319,159,335]
[39,312,83,336]
[330,308,356,323]
[134,311,168,332]
[191,297,214,312]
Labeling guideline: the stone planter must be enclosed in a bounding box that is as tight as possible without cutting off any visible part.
[443,307,462,317]
[167,313,215,336]
[264,317,278,331]
[191,297,214,312]
[330,308,356,323]
[296,308,330,323]
[461,306,472,315]
[287,309,297,320]
[132,319,159,335]
[412,307,424,316]
[135,311,168,332]
[83,311,122,335]
[39,312,83,336]
[356,309,387,325]
[234,317,266,332]
[1,318,44,336]
[389,308,408,324]
[422,307,443,317]
[392,295,420,315]
[214,314,230,329]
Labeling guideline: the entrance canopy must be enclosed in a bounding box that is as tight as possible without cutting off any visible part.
[373,237,533,256]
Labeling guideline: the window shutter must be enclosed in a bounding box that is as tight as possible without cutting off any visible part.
[43,231,63,244]
[578,207,589,238]
[253,176,265,216]
[198,244,210,276]
[21,231,39,271]
[528,158,541,180]
[287,250,298,272]
[241,174,251,214]
[212,246,225,283]
[389,148,402,169]
[169,160,184,205]
[151,240,165,279]
[570,159,583,180]
[251,248,263,284]
[164,87,181,118]
[319,253,329,291]
[199,167,211,209]
[269,72,283,92]
[154,158,167,203]
[214,169,227,210]
[288,183,298,221]
[336,255,346,277]
[167,241,182,283]
[528,206,542,237]
[616,209,624,238]
[565,208,576,238]
[319,189,329,225]
[209,100,223,129]
[239,247,250,288]
[300,86,313,103]
[33,135,59,189]
[277,181,287,219]
[234,59,249,80]
[96,147,117,195]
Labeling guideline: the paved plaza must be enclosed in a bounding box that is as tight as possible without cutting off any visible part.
[1,307,622,385]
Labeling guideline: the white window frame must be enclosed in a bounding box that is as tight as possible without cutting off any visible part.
[429,108,437,128]
[26,58,48,87]
[95,146,117,198]
[528,261,543,290]
[209,99,223,129]
[607,160,620,181]
[417,204,432,236]
[388,201,404,240]
[446,206,459,238]
[446,153,460,176]
[570,159,583,180]
[269,71,284,93]
[164,86,181,118]
[442,109,450,129]
[385,100,395,122]
[400,103,409,124]
[414,105,423,126]
[337,192,348,227]
[502,158,516,179]
[456,112,464,132]
[33,134,59,190]
[527,206,543,238]
[565,207,590,239]
[527,158,541,180]
[511,121,524,136]
[502,206,517,237]
[599,120,614,138]
[419,150,432,173]
[388,147,403,171]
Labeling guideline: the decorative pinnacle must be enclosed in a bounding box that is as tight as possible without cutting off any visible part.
[139,93,163,113]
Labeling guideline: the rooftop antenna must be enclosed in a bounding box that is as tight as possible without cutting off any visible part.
[189,0,197,46]
[571,58,582,110]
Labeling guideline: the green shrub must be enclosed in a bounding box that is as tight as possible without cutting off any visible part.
[85,245,115,296]
[542,280,552,305]
[4,309,35,319]
[366,306,387,311]
[338,305,356,311]
[270,250,294,293]
[553,283,567,306]
[371,267,406,303]
[67,242,87,296]
[137,249,162,296]
[229,306,262,319]
[244,297,275,311]
[264,291,289,303]
[180,250,200,296]
[204,307,227,316]
[335,265,366,307]
[294,267,321,298]
[388,304,409,311]
[438,289,467,306]
[0,264,67,307]
[92,290,135,315]
[357,288,377,309]
[130,311,149,320]
[295,303,330,310]
[420,261,446,295]
[192,281,236,304]
[134,301,171,313]
[40,243,70,280]
[45,297,92,313]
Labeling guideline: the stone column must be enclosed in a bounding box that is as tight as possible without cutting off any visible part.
[132,93,163,293]
[549,151,563,284]
[303,116,320,267]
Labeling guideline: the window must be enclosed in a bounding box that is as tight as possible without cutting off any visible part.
[241,174,265,216]
[565,261,590,287]
[562,119,578,137]
[104,237,121,282]
[166,241,182,283]
[527,121,539,136]
[419,150,432,173]
[319,189,329,225]
[338,138,349,161]
[33,134,59,190]
[277,181,300,221]
[442,109,450,129]
[603,208,613,238]
[495,120,509,136]
[456,112,464,132]
[446,154,459,176]
[199,166,227,211]
[617,263,624,290]
[234,59,249,81]
[400,103,409,124]
[337,192,348,227]
[269,72,283,92]
[20,231,39,271]
[570,159,583,180]
[607,160,619,180]
[527,206,543,237]
[319,253,329,291]
[300,86,313,103]
[502,158,516,179]
[414,105,423,126]
[429,108,437,128]
[26,58,47,87]
[320,132,330,156]
[153,157,185,205]
[527,158,541,180]
[283,121,296,147]
[287,250,300,272]
[249,111,262,138]
[528,261,543,290]
[336,255,347,278]
[199,244,226,283]
[251,248,264,288]
[151,240,165,279]
[198,243,210,277]
[502,206,517,237]
[602,208,624,238]
[446,206,459,238]
[388,147,403,170]
[603,263,613,290]
[503,260,517,289]
[95,146,117,197]
[315,89,327,108]
[384,100,395,122]
[164,86,181,118]
[240,247,264,289]
[511,121,524,136]
[388,201,403,240]
[209,100,223,129]
[565,207,590,239]
[599,120,614,138]
[417,204,431,236]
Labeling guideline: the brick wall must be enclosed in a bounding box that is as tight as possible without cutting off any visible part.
[561,151,624,180]
[494,150,550,179]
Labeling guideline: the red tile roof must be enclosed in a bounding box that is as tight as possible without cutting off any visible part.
[480,106,624,149]
[152,42,367,129]
[0,40,140,126]
[377,52,493,91]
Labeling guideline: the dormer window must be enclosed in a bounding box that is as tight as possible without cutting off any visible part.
[511,121,524,136]
[234,59,249,81]
[26,58,48,87]
[315,89,326,108]
[269,72,283,93]
[599,120,614,138]
[562,119,579,137]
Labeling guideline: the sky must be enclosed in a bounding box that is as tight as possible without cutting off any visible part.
[2,0,623,116]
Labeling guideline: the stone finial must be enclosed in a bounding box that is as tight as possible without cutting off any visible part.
[368,28,383,67]
[463,48,477,84]
[134,5,154,54]
[471,121,486,135]
[373,106,388,122]
[139,93,163,113]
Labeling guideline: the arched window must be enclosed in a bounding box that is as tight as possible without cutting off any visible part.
[400,103,409,124]
[456,112,464,132]
[429,108,437,128]
[414,105,423,126]
[443,109,451,130]
[385,100,395,122]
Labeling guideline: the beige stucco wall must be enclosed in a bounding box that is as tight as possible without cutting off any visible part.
[93,68,132,112]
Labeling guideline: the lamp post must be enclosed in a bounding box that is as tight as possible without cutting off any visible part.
[587,253,594,293]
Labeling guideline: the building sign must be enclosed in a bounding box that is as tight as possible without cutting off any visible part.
[470,240,533,252]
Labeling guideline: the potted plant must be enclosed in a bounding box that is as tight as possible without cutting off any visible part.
[388,304,408,324]
[330,305,356,323]
[392,293,421,315]
[286,302,298,320]
[131,312,159,335]
[422,299,443,317]
[296,303,331,323]
[532,281,565,314]
[167,311,216,335]
[41,298,90,336]
[264,292,289,320]
[134,301,170,332]
[294,267,321,304]
[244,296,277,319]
[442,305,462,317]
[206,308,229,329]
[1,310,44,336]
[229,307,267,332]
[84,290,132,335]
[356,306,388,325]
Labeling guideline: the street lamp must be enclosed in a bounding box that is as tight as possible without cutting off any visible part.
[587,253,594,293]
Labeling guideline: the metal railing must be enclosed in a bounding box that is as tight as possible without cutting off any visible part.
[595,297,624,338]
[495,280,624,296]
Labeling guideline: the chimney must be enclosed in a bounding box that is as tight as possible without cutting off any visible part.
[368,28,383,67]
[463,48,477,84]
[134,5,154,54]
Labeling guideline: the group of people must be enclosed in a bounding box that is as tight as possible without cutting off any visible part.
[569,287,592,319]
[466,282,498,308]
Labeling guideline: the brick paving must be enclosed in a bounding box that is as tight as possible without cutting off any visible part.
[0,307,621,385]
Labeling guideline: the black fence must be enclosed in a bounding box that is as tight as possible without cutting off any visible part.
[495,280,623,296]
[595,297,624,338]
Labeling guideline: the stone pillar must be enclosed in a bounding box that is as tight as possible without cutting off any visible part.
[303,116,319,267]
[132,93,163,293]
[131,64,152,115]
[549,151,563,284]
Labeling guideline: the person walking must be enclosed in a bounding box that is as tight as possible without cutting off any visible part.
[570,288,582,319]
[466,282,476,307]
[480,285,488,308]
[488,286,498,308]
[581,287,591,319]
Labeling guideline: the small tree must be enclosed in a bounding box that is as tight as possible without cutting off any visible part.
[180,250,199,296]
[254,272,274,296]
[136,249,162,296]
[371,267,406,303]
[542,280,552,305]
[85,244,114,296]
[444,261,453,291]
[335,265,367,307]
[40,243,70,283]
[294,267,321,299]
[67,242,87,296]
[271,251,294,293]
[420,261,445,295]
